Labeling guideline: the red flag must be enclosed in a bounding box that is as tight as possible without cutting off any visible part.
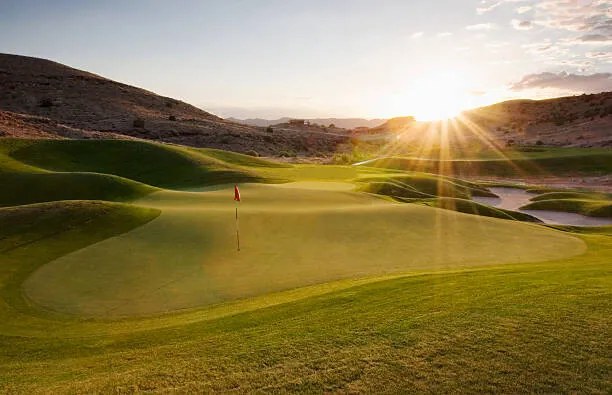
[234,184,241,202]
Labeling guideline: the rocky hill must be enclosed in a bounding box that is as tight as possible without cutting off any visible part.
[354,94,612,149]
[462,93,612,147]
[0,53,348,156]
[229,117,387,129]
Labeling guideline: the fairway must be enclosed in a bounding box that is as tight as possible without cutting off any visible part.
[24,182,586,317]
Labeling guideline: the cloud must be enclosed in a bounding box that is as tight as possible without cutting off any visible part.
[585,51,612,62]
[510,71,612,93]
[575,34,612,43]
[477,1,502,15]
[516,5,532,14]
[437,32,452,37]
[476,0,529,15]
[511,19,533,30]
[466,23,496,31]
[411,31,424,39]
[533,0,612,33]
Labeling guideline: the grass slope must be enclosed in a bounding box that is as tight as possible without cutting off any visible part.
[0,201,160,318]
[363,148,612,177]
[9,139,266,188]
[416,197,541,222]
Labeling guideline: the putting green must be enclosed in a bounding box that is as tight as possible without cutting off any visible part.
[24,182,586,317]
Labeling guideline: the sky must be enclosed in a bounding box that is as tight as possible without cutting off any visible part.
[0,0,610,120]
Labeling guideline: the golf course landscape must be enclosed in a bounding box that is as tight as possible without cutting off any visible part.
[1,138,610,392]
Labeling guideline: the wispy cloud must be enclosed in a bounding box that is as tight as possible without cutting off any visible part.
[586,51,612,62]
[411,31,424,39]
[510,71,612,93]
[466,23,497,31]
[512,19,533,30]
[516,5,532,14]
[476,0,530,15]
[437,32,453,37]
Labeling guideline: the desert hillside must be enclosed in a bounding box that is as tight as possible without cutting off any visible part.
[0,53,347,156]
[355,94,612,149]
[463,93,612,147]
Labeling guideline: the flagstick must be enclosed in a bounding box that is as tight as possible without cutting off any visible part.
[235,205,240,252]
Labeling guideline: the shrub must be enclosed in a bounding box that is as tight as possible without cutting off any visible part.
[39,98,53,108]
[168,115,177,121]
[245,150,259,157]
[133,118,145,128]
[536,140,544,145]
[266,126,273,133]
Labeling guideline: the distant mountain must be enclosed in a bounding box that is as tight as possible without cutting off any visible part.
[228,117,387,129]
[0,53,348,155]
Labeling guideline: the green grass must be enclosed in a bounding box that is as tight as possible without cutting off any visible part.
[0,171,156,207]
[0,217,609,392]
[0,200,160,319]
[357,173,496,200]
[363,149,612,177]
[0,139,609,392]
[21,183,584,318]
[416,197,541,222]
[8,139,266,189]
[530,191,612,202]
[521,199,612,217]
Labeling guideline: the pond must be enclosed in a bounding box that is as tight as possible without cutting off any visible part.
[473,187,612,227]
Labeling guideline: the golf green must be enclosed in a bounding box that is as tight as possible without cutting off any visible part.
[23,182,586,318]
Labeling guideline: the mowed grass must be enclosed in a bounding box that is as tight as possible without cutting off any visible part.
[22,183,585,317]
[0,139,610,392]
[0,229,610,392]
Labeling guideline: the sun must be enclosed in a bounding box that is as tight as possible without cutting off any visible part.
[380,70,475,121]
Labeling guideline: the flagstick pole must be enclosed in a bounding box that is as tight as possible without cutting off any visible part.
[235,205,240,252]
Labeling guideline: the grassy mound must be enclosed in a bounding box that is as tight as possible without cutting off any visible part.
[530,191,612,202]
[0,200,160,315]
[417,197,541,222]
[357,173,495,200]
[197,147,289,168]
[7,139,265,189]
[521,199,612,217]
[0,171,156,207]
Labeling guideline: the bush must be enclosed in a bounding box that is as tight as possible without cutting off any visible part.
[245,150,259,157]
[266,126,273,133]
[39,98,53,108]
[536,140,544,145]
[168,115,177,121]
[133,118,145,128]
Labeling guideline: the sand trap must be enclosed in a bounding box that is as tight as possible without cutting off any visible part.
[474,187,612,226]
